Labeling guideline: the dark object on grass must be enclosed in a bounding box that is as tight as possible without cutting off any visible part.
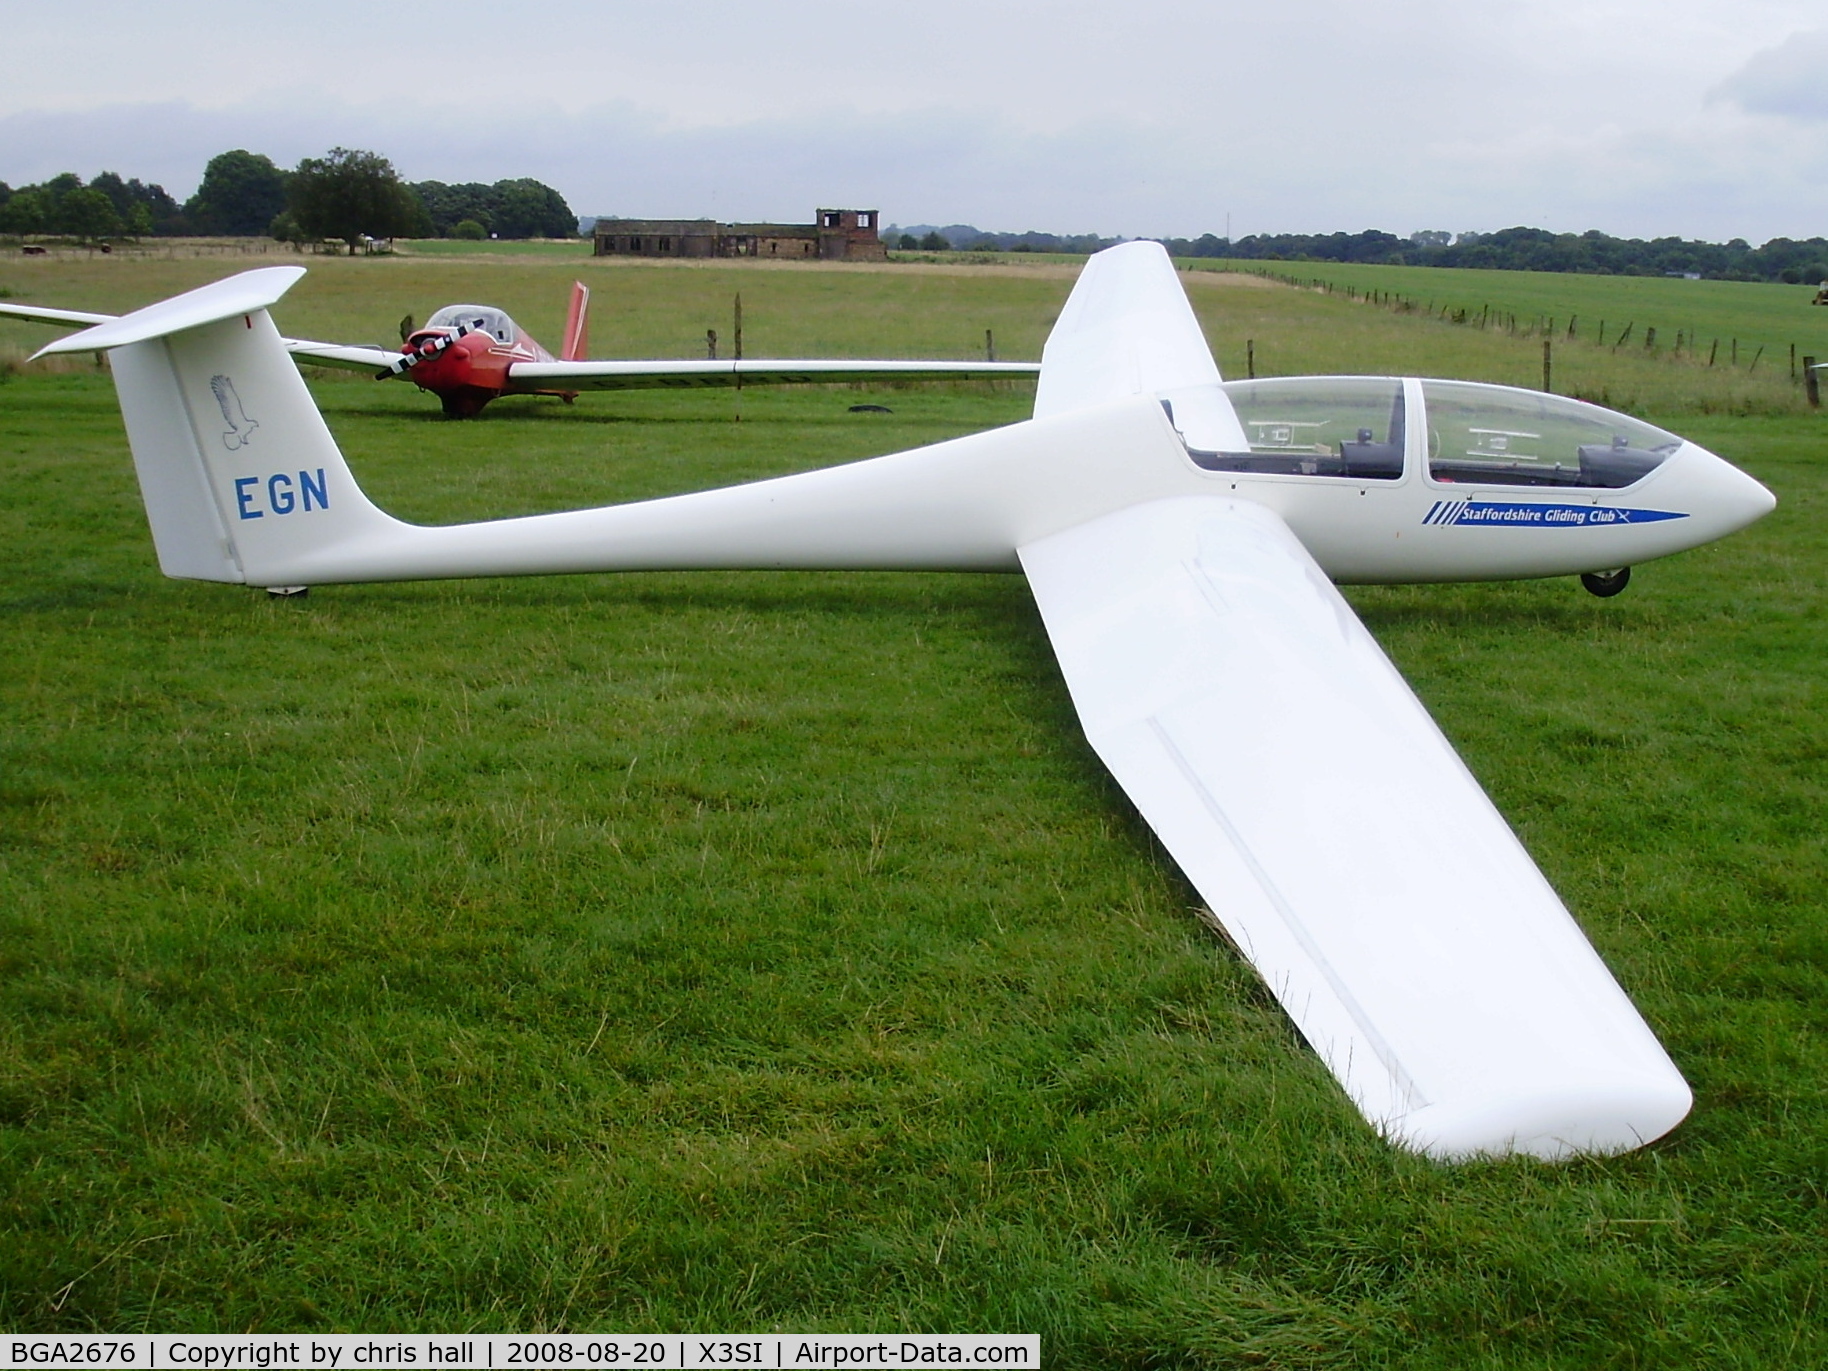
[848,404,893,414]
[1581,568,1631,597]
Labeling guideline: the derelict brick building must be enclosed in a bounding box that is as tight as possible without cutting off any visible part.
[592,209,887,262]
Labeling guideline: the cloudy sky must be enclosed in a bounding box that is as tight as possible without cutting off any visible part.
[3,1,1824,243]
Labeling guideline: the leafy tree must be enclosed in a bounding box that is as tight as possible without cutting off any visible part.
[896,233,917,250]
[186,150,289,235]
[490,178,575,238]
[413,181,494,237]
[412,177,574,238]
[288,147,426,250]
[919,231,949,251]
[452,218,487,240]
[89,174,186,235]
[269,210,305,247]
[0,188,48,234]
[89,172,133,217]
[58,187,124,241]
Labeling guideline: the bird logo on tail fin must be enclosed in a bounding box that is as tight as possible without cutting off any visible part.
[210,374,258,450]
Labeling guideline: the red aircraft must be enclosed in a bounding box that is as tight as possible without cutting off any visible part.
[2,280,1039,418]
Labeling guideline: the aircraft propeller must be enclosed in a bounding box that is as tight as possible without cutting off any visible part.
[379,323,468,379]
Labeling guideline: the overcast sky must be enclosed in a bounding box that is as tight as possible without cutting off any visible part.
[3,1,1824,243]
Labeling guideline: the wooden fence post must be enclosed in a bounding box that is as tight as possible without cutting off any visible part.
[1542,339,1552,393]
[1247,339,1256,379]
[1806,358,1820,408]
[733,293,743,421]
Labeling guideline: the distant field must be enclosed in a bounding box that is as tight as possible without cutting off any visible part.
[0,254,1825,1361]
[0,249,1068,371]
[5,245,1818,420]
[1196,258,1828,392]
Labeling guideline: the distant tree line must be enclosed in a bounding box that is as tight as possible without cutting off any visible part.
[1155,226,1828,285]
[412,179,577,240]
[0,172,185,238]
[886,223,1113,255]
[886,220,1827,285]
[0,149,576,247]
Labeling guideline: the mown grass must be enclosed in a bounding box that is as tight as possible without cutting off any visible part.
[0,256,1824,1362]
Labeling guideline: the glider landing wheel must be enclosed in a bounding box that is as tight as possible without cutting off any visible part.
[1580,567,1631,598]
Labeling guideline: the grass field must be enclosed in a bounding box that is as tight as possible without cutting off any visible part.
[1194,259,1828,409]
[1,250,1825,1363]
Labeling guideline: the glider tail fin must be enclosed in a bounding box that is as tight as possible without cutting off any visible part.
[34,267,399,587]
[1033,240,1246,452]
[561,280,590,361]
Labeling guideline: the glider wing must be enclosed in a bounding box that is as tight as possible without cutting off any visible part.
[284,339,403,372]
[0,301,116,328]
[509,358,1038,392]
[1019,494,1692,1159]
[0,294,398,373]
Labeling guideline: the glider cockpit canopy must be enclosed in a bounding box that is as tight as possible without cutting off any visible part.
[1198,376,1408,480]
[1421,380,1680,489]
[1190,377,1681,491]
[423,304,519,346]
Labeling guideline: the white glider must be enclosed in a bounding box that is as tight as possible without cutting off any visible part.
[32,247,1775,1160]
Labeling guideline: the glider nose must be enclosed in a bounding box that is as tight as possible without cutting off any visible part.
[1684,439,1776,538]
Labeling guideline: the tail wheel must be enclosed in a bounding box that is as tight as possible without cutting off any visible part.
[1581,567,1631,597]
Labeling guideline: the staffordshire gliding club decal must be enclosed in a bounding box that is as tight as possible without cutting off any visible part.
[1423,499,1690,528]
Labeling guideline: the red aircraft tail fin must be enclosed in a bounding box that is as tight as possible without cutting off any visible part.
[561,281,590,361]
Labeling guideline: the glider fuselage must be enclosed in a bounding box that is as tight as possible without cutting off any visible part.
[206,368,1768,591]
